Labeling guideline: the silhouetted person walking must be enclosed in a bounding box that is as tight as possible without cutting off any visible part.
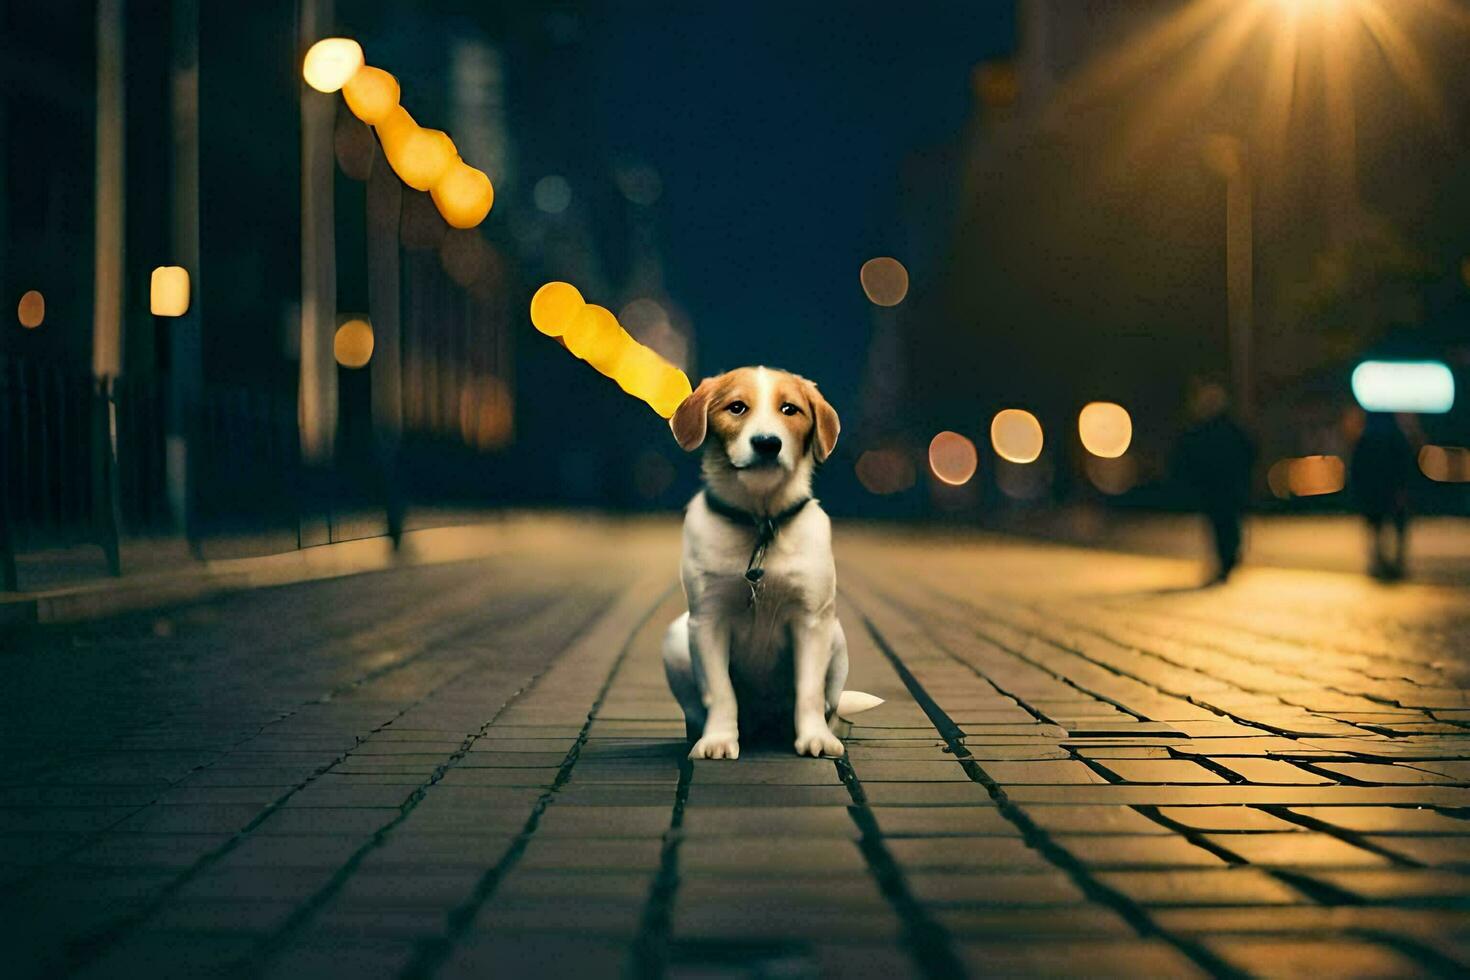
[1175,381,1255,583]
[1351,412,1415,580]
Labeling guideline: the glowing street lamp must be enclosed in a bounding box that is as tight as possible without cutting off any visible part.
[302,38,363,94]
[150,266,191,317]
[1350,360,1454,414]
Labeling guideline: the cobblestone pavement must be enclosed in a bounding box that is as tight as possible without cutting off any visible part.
[4,520,1470,978]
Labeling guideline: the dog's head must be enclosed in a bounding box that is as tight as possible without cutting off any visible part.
[670,367,839,484]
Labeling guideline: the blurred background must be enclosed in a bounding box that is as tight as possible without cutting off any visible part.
[2,0,1468,590]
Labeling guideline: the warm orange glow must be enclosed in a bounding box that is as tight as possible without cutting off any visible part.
[645,365,694,420]
[342,66,400,124]
[16,290,44,329]
[1287,455,1345,496]
[1419,445,1470,483]
[613,345,668,403]
[856,449,916,495]
[387,127,456,192]
[1078,402,1133,458]
[459,376,513,450]
[563,305,630,373]
[1085,455,1138,495]
[150,266,190,317]
[928,431,978,486]
[431,160,494,229]
[302,38,363,94]
[860,257,910,307]
[991,409,1043,464]
[334,318,374,368]
[530,282,586,337]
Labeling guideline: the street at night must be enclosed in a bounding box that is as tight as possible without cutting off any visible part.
[5,521,1470,977]
[4,0,1470,976]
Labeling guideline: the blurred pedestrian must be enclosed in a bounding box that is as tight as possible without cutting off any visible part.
[1350,412,1416,580]
[1175,380,1255,583]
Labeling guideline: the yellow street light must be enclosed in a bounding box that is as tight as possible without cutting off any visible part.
[342,66,399,124]
[430,160,495,229]
[302,38,363,94]
[334,318,374,368]
[17,290,44,329]
[150,266,190,317]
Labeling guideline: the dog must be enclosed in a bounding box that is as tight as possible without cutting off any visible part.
[661,366,881,760]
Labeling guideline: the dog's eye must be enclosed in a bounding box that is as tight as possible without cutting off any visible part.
[780,403,801,416]
[726,401,747,416]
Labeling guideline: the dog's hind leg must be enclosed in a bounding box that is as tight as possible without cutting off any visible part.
[662,612,706,742]
[824,619,850,720]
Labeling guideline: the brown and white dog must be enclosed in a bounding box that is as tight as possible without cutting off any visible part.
[662,366,880,760]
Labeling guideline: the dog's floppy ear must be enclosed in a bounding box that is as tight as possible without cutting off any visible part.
[670,376,718,451]
[801,378,840,462]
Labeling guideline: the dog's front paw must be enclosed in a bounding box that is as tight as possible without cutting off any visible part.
[794,727,844,758]
[689,732,740,760]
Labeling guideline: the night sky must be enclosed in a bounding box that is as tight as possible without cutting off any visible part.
[583,4,1015,415]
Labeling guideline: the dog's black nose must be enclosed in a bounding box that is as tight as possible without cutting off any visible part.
[751,434,782,458]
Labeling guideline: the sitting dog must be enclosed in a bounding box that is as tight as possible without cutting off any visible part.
[662,366,880,760]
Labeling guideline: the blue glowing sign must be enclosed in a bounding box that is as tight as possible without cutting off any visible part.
[1350,360,1455,414]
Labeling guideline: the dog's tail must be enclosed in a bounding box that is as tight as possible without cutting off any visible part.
[836,690,884,719]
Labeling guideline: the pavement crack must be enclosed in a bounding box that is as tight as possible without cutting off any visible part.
[834,755,969,980]
[628,756,694,979]
[858,607,1248,980]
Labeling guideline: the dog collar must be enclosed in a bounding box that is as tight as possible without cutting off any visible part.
[702,491,810,587]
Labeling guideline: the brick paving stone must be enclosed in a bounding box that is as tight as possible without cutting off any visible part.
[884,837,1052,871]
[1211,758,1335,785]
[680,839,866,874]
[1305,868,1470,903]
[679,806,858,839]
[1363,835,1470,868]
[1315,762,1465,784]
[1054,834,1228,868]
[870,806,1018,837]
[1202,937,1428,979]
[1156,806,1306,833]
[906,870,1088,906]
[1018,804,1175,834]
[958,939,1208,978]
[1289,805,1470,834]
[1092,759,1229,784]
[971,760,1112,785]
[1204,832,1391,868]
[1094,869,1309,906]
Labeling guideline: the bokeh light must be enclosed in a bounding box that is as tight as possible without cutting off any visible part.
[563,305,631,374]
[150,266,190,317]
[16,290,44,329]
[1085,454,1137,496]
[1287,455,1345,497]
[991,409,1044,463]
[1078,402,1132,458]
[643,364,694,419]
[302,38,363,94]
[342,65,399,124]
[1351,360,1455,414]
[334,318,374,369]
[928,431,978,486]
[533,175,572,214]
[1419,445,1470,483]
[431,160,494,229]
[856,448,917,495]
[389,127,456,192]
[530,282,586,337]
[860,257,910,307]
